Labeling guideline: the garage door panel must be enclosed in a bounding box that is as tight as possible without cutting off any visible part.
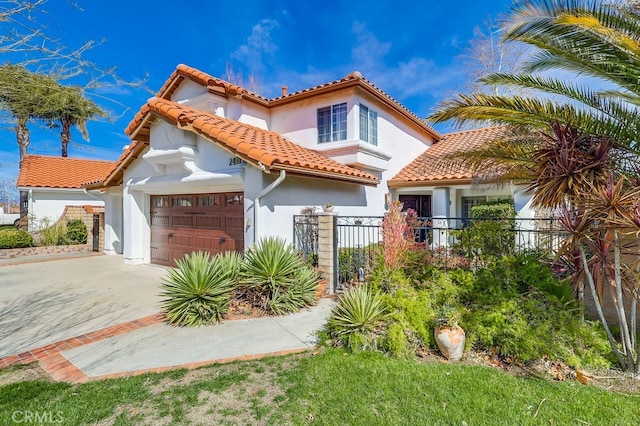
[172,215,194,228]
[151,231,169,244]
[225,216,243,230]
[151,214,169,226]
[151,247,172,265]
[194,235,221,251]
[196,216,223,229]
[150,192,245,266]
[170,233,193,248]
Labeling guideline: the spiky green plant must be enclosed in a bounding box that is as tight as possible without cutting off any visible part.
[268,265,319,315]
[160,251,236,326]
[240,237,319,314]
[328,285,388,350]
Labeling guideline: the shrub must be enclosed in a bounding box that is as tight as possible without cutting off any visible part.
[380,286,434,351]
[65,219,88,245]
[385,323,413,359]
[461,255,612,368]
[240,237,318,315]
[453,200,516,262]
[381,201,411,271]
[39,221,68,246]
[327,285,388,351]
[0,229,34,248]
[160,251,236,326]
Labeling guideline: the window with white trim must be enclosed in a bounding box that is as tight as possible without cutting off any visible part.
[317,103,347,143]
[359,104,378,145]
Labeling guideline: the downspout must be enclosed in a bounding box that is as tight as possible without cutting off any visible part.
[83,188,107,202]
[27,189,32,231]
[254,170,286,244]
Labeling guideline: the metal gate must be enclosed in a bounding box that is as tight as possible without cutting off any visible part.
[335,216,383,290]
[92,214,100,252]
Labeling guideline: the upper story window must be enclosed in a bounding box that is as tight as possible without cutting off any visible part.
[317,103,347,143]
[359,104,378,145]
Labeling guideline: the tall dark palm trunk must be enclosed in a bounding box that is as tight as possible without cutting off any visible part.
[16,118,29,165]
[60,119,71,157]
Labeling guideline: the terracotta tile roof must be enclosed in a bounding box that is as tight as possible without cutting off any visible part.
[157,64,270,106]
[17,155,114,189]
[388,126,509,187]
[118,97,379,187]
[153,64,440,141]
[270,71,441,140]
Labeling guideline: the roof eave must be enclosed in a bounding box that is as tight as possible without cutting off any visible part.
[271,164,379,187]
[388,178,474,188]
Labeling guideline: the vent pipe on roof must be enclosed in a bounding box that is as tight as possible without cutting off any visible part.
[281,85,287,96]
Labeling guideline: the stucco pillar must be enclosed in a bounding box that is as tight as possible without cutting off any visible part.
[514,185,535,250]
[103,190,123,255]
[123,187,148,264]
[431,187,450,249]
[317,212,336,294]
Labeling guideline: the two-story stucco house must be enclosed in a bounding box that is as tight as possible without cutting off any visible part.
[79,64,533,266]
[83,65,444,265]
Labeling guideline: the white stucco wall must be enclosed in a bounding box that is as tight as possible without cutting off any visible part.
[23,189,104,231]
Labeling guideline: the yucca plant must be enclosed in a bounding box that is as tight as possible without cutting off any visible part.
[240,237,318,314]
[160,251,236,326]
[328,285,388,350]
[268,265,319,315]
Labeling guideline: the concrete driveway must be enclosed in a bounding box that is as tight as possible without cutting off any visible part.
[0,254,167,358]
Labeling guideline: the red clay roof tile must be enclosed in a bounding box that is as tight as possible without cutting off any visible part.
[121,98,379,186]
[157,64,270,106]
[17,156,114,189]
[151,64,440,140]
[389,126,510,187]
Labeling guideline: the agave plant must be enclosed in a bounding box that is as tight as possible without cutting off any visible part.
[240,237,319,314]
[160,251,236,326]
[328,285,388,350]
[268,265,319,315]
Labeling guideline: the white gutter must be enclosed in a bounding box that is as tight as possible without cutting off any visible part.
[83,188,107,202]
[253,170,286,244]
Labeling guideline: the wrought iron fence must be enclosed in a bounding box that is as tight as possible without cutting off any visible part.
[335,216,383,290]
[293,214,568,290]
[336,216,567,287]
[293,214,319,266]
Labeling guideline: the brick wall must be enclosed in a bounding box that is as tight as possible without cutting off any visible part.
[55,205,105,252]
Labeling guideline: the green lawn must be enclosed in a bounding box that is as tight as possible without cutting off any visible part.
[1,349,638,425]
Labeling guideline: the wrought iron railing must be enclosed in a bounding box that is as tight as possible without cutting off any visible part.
[293,214,319,266]
[294,214,568,290]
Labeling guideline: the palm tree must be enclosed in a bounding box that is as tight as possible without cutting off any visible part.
[0,64,58,163]
[428,0,640,372]
[43,84,106,157]
[430,0,640,155]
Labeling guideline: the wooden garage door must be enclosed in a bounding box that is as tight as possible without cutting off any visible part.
[150,192,244,266]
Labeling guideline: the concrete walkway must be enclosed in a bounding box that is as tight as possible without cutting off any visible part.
[0,253,335,383]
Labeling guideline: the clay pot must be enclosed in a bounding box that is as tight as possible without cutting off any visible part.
[315,279,328,299]
[434,325,465,361]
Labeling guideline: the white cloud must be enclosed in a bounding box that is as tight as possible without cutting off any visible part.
[231,19,280,75]
[350,22,392,72]
[346,24,468,106]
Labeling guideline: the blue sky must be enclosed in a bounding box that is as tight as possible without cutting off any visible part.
[0,0,514,197]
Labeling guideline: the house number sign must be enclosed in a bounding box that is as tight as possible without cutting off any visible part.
[228,157,247,166]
